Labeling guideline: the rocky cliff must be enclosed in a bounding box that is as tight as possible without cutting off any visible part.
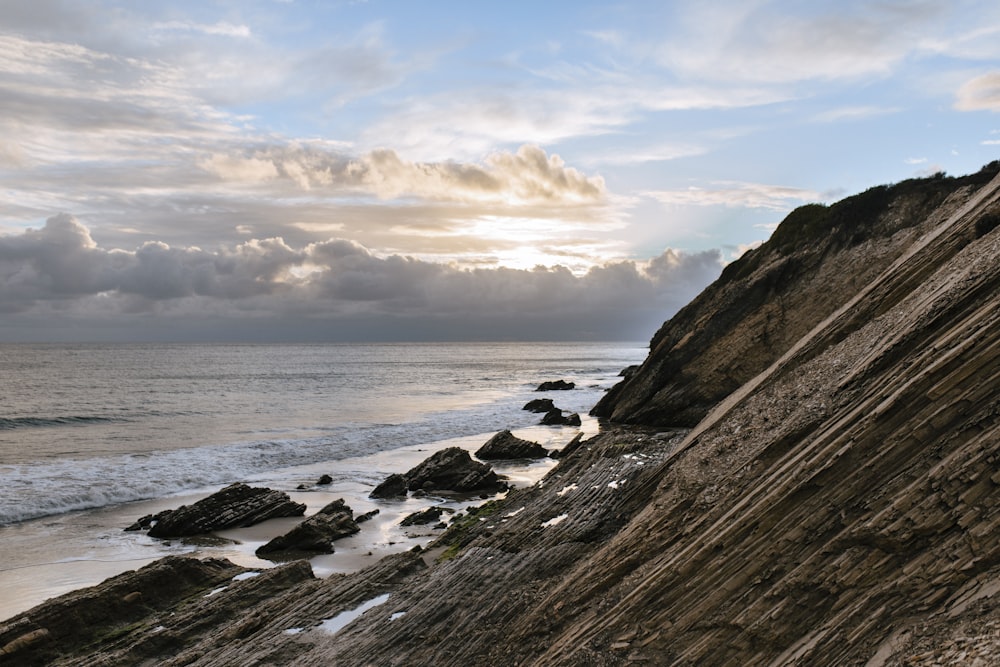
[593,163,1000,427]
[5,164,1000,666]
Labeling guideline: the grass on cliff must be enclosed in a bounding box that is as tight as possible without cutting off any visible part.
[432,500,503,562]
[722,160,1000,284]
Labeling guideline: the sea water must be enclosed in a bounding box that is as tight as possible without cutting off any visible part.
[0,342,643,619]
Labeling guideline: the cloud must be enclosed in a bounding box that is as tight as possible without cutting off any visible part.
[0,215,722,341]
[657,1,944,85]
[197,143,606,205]
[643,182,821,211]
[811,106,901,123]
[151,21,252,38]
[955,71,1000,111]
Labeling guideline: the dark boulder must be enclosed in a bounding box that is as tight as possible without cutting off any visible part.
[475,430,548,460]
[317,474,333,486]
[399,506,450,527]
[356,509,380,523]
[255,499,360,558]
[369,473,409,499]
[522,398,555,413]
[403,447,504,494]
[536,380,575,391]
[136,483,306,538]
[541,410,582,427]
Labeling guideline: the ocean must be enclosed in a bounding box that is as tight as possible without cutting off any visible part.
[0,342,644,620]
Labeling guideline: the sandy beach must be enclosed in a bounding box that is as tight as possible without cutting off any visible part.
[0,420,584,622]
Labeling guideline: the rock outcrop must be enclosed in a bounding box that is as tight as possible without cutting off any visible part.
[370,447,507,497]
[17,164,1000,666]
[593,163,1000,427]
[403,447,505,494]
[255,499,360,559]
[368,473,408,499]
[475,430,548,460]
[127,483,306,538]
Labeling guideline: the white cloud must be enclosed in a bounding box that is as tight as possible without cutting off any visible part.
[955,71,1000,111]
[656,2,943,85]
[151,21,252,38]
[644,182,820,211]
[812,106,901,123]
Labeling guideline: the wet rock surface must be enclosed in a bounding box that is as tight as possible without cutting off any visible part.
[522,397,555,413]
[402,446,506,494]
[368,472,408,499]
[127,483,306,538]
[540,409,581,426]
[255,499,360,559]
[536,380,575,391]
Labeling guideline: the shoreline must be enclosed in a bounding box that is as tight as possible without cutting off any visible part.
[0,418,589,622]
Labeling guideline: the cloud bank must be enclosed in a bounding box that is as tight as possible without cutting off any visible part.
[0,215,723,341]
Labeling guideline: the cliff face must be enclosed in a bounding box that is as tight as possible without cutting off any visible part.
[6,164,1000,666]
[592,164,1000,427]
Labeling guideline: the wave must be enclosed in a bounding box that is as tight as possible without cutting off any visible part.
[0,387,594,526]
[0,415,128,430]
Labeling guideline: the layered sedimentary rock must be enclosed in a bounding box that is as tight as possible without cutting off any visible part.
[12,165,1000,666]
[255,499,360,559]
[127,483,306,538]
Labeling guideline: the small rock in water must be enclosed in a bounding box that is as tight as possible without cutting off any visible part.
[536,379,576,391]
[522,398,555,413]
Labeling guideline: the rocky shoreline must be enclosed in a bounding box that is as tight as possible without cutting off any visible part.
[6,164,1000,665]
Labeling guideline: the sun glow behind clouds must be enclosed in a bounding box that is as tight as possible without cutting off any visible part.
[464,215,625,272]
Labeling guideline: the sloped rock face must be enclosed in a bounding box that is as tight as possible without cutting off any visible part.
[523,168,1000,665]
[0,556,244,666]
[593,164,1000,427]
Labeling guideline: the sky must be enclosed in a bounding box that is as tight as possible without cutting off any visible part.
[1,0,999,342]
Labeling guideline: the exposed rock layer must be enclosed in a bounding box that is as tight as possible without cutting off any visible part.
[256,499,360,558]
[129,483,306,538]
[12,166,1000,666]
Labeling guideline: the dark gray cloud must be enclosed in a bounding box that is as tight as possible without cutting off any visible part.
[0,215,722,341]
